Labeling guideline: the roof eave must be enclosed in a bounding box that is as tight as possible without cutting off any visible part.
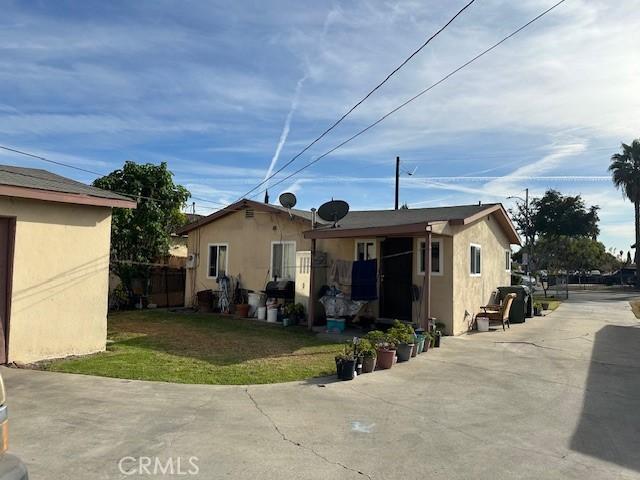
[0,184,137,209]
[177,198,310,235]
[450,204,521,245]
[304,222,431,239]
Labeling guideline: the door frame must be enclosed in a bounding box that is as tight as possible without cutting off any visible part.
[379,237,413,321]
[0,217,16,364]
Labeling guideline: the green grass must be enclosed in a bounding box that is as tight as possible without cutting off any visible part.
[533,296,562,311]
[42,310,344,385]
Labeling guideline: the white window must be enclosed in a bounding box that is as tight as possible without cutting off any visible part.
[271,241,296,280]
[470,244,481,276]
[418,238,443,276]
[505,250,511,271]
[207,243,228,279]
[355,239,376,261]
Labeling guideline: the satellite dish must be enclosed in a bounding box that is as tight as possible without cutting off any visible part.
[317,199,349,226]
[279,192,297,209]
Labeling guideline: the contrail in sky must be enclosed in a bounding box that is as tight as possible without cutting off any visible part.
[263,8,339,186]
[263,74,307,182]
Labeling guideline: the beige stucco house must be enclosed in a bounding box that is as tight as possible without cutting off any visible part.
[179,198,520,335]
[0,165,136,364]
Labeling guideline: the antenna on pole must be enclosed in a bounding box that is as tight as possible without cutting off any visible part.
[395,156,400,210]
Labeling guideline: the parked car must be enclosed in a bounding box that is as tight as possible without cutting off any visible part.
[0,375,28,480]
[590,270,601,276]
[604,268,636,286]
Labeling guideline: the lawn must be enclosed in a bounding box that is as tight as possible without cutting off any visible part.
[42,310,344,384]
[630,300,640,319]
[533,296,562,311]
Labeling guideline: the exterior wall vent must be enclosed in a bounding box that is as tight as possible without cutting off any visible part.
[245,208,254,218]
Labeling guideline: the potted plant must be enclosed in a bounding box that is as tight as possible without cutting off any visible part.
[335,344,357,381]
[433,322,446,348]
[283,303,305,327]
[533,301,543,316]
[388,320,415,362]
[366,330,396,369]
[356,338,377,373]
[541,301,550,310]
[434,329,442,348]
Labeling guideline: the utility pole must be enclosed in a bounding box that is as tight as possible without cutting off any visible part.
[525,187,531,277]
[508,188,532,276]
[395,156,400,210]
[192,201,196,215]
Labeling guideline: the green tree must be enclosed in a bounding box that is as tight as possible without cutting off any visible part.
[93,161,190,291]
[535,236,609,273]
[609,139,640,285]
[531,190,599,239]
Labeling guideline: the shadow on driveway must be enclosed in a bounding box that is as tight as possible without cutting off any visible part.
[570,324,640,471]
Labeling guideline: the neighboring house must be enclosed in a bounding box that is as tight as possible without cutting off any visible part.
[178,198,520,335]
[0,165,136,364]
[165,213,203,267]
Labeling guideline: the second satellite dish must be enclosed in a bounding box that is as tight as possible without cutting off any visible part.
[317,199,349,225]
[279,192,297,209]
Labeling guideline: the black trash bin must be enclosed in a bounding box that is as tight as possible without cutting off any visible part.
[496,286,531,324]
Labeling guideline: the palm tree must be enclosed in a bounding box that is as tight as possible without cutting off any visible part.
[609,139,640,286]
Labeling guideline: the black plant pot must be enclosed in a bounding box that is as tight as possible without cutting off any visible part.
[335,358,356,381]
[434,331,441,348]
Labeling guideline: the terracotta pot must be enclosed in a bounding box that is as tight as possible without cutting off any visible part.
[361,355,376,373]
[376,348,395,369]
[235,303,250,318]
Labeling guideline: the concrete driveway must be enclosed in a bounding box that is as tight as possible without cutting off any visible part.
[4,290,640,479]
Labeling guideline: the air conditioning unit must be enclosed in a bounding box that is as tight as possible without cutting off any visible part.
[186,254,196,269]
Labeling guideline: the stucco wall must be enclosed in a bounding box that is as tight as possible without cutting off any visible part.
[0,197,112,363]
[411,235,453,333]
[185,208,313,305]
[451,214,512,335]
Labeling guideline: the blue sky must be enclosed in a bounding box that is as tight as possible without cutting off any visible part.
[1,0,639,252]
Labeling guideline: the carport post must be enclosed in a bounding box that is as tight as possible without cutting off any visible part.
[422,226,432,330]
[308,238,316,329]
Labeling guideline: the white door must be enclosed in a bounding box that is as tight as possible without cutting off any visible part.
[295,251,311,312]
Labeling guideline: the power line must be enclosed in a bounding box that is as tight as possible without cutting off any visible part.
[237,0,478,200]
[0,144,228,207]
[0,145,104,176]
[247,0,568,199]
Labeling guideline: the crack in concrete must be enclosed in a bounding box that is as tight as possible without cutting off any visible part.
[494,341,560,350]
[245,388,372,479]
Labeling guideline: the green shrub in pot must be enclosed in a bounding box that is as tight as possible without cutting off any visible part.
[388,320,415,362]
[356,338,377,373]
[366,330,396,369]
[335,344,357,380]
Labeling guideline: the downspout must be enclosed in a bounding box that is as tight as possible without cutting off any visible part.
[421,224,432,330]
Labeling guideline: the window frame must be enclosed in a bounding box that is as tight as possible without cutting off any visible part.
[207,242,229,280]
[505,250,511,272]
[354,239,377,261]
[417,238,443,276]
[270,240,297,281]
[470,243,482,276]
